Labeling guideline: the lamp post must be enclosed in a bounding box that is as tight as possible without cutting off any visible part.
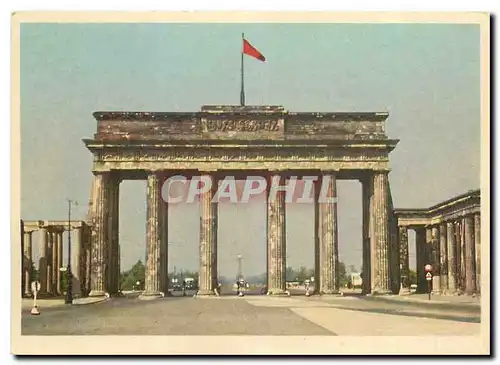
[237,254,243,281]
[65,199,75,304]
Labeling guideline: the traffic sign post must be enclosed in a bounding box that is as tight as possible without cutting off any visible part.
[425,272,433,301]
[30,281,40,315]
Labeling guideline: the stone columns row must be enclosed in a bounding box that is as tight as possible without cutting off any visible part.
[397,213,480,296]
[21,220,91,298]
[88,170,168,298]
[21,227,64,298]
[193,171,344,297]
[442,215,480,295]
[86,169,395,298]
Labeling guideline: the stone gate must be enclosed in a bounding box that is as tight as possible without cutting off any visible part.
[82,104,400,298]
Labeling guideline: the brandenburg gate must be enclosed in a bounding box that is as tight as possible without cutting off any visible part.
[82,105,400,298]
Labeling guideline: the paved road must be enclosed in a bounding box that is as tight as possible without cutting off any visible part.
[21,292,481,336]
[22,294,332,336]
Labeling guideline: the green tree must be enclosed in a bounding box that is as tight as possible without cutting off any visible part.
[338,262,348,286]
[120,260,145,290]
[61,271,69,294]
[296,266,309,283]
[408,269,417,285]
[286,267,297,281]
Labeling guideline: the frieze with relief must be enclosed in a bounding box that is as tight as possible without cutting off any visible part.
[286,120,385,136]
[97,148,387,162]
[201,118,284,133]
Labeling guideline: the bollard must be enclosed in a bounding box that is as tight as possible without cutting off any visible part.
[30,281,41,315]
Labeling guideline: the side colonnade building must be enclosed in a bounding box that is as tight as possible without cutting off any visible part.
[20,220,91,298]
[395,189,481,296]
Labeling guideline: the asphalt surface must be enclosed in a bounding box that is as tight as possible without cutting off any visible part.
[21,290,481,336]
[21,293,333,336]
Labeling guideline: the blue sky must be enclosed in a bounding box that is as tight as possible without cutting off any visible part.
[20,23,480,276]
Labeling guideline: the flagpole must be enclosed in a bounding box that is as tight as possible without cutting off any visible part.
[240,32,245,106]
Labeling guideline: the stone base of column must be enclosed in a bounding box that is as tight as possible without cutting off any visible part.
[368,289,393,296]
[195,289,217,297]
[320,290,343,296]
[88,290,108,297]
[398,287,411,295]
[267,289,290,296]
[139,292,163,300]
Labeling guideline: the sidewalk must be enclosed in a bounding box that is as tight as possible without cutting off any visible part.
[364,293,481,311]
[392,293,480,304]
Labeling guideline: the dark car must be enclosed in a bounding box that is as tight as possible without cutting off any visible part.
[172,283,183,291]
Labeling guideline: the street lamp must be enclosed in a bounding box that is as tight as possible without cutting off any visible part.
[237,254,243,281]
[65,199,77,304]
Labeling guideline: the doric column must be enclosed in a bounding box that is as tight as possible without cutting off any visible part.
[113,176,121,295]
[313,179,321,294]
[398,226,410,293]
[361,175,372,294]
[387,185,400,294]
[141,172,164,298]
[266,172,287,295]
[23,230,33,297]
[415,227,426,293]
[474,214,480,294]
[56,230,63,295]
[370,171,391,294]
[47,230,54,295]
[38,228,48,295]
[85,242,91,296]
[160,192,169,295]
[431,226,440,293]
[464,215,476,295]
[424,226,436,292]
[318,173,340,295]
[456,221,464,293]
[89,172,110,297]
[73,227,83,297]
[439,223,448,292]
[197,173,218,296]
[446,222,457,293]
[107,175,121,295]
[84,225,92,296]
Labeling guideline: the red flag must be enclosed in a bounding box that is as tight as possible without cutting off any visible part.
[243,39,266,62]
